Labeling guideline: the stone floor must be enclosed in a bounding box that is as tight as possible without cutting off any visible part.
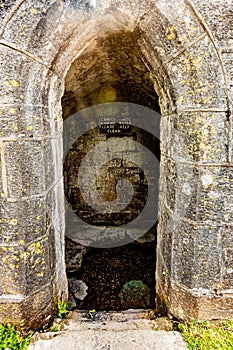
[28,310,188,350]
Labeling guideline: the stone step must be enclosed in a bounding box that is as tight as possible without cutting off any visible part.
[28,329,188,350]
[28,310,188,350]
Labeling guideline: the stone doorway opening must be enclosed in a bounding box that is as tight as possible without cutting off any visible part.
[1,0,232,329]
[62,29,161,311]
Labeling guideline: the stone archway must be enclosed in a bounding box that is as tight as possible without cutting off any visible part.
[0,0,232,328]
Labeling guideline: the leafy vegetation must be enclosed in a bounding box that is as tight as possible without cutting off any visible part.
[177,320,233,350]
[0,299,69,349]
[57,298,70,319]
[0,324,33,350]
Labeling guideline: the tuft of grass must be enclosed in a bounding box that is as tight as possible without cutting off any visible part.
[0,324,33,350]
[177,320,233,350]
[57,298,70,319]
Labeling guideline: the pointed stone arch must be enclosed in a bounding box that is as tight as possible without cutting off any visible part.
[0,0,232,327]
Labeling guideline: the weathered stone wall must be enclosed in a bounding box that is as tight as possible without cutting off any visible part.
[0,0,233,327]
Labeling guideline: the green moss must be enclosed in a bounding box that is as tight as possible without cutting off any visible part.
[119,280,150,308]
[177,320,233,350]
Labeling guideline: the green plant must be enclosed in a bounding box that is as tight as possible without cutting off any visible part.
[162,269,169,278]
[39,322,59,333]
[0,324,33,350]
[177,320,233,350]
[57,298,70,319]
[48,325,59,332]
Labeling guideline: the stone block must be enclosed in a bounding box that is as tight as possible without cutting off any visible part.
[222,53,233,88]
[157,204,173,275]
[223,53,233,161]
[47,224,56,272]
[0,1,16,23]
[0,105,52,139]
[0,196,46,244]
[0,298,24,327]
[0,44,50,105]
[156,250,170,299]
[152,67,177,116]
[160,157,200,221]
[221,225,233,248]
[22,285,54,329]
[24,237,51,295]
[0,245,25,295]
[168,282,199,320]
[105,0,151,18]
[52,215,67,299]
[166,35,226,110]
[171,220,196,289]
[0,146,4,196]
[190,0,233,52]
[222,248,233,289]
[163,111,228,163]
[0,238,51,296]
[1,0,91,66]
[194,243,221,289]
[172,222,221,289]
[46,181,65,237]
[174,164,199,222]
[160,115,174,157]
[2,0,57,51]
[45,189,54,230]
[0,286,54,329]
[168,282,233,321]
[139,1,204,63]
[197,166,233,223]
[4,139,45,198]
[43,137,59,190]
[52,178,65,221]
[159,155,177,212]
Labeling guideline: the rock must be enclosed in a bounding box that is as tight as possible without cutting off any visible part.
[65,238,87,272]
[68,278,88,300]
